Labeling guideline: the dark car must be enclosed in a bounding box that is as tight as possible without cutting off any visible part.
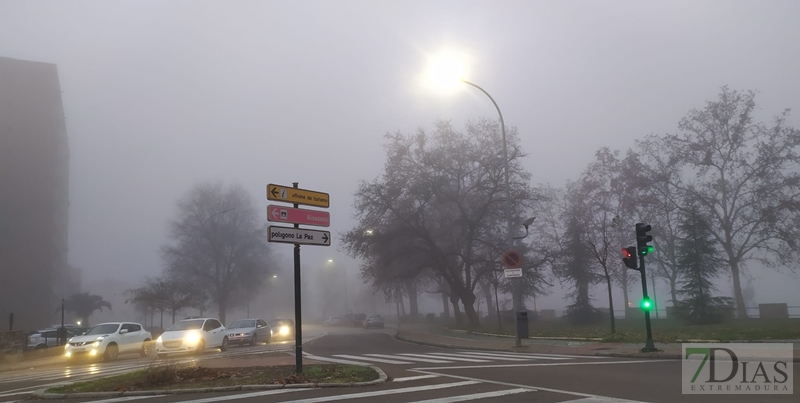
[363,314,384,329]
[267,319,295,340]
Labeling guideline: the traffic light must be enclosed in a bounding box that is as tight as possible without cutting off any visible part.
[636,223,654,256]
[641,297,653,311]
[622,246,638,270]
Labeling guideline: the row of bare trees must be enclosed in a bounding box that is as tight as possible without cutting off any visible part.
[126,182,275,326]
[344,87,800,328]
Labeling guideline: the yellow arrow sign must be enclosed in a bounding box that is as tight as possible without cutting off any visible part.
[267,184,330,208]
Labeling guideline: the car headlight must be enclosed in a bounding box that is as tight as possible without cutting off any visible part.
[95,336,105,341]
[64,343,69,350]
[91,341,100,347]
[185,331,200,344]
[279,326,289,335]
[157,335,162,343]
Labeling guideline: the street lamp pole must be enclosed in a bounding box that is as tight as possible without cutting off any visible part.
[462,80,523,348]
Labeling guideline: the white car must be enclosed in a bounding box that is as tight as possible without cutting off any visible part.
[155,318,228,358]
[65,322,153,361]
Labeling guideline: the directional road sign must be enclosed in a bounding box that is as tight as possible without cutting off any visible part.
[267,204,330,227]
[268,225,331,246]
[267,184,330,208]
[504,268,523,278]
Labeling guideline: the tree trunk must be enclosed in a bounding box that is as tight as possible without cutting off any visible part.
[441,293,450,319]
[405,281,419,317]
[172,310,177,325]
[669,275,678,307]
[460,292,480,327]
[160,309,164,329]
[218,301,227,326]
[621,268,630,317]
[603,269,616,334]
[730,260,748,318]
[479,281,495,322]
[450,295,462,326]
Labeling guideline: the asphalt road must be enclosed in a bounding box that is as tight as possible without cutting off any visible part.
[0,326,325,400]
[2,327,797,403]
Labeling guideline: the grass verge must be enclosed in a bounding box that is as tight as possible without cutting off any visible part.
[46,363,378,393]
[451,318,800,343]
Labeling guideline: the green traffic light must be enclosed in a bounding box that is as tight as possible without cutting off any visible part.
[641,298,653,311]
[640,245,654,256]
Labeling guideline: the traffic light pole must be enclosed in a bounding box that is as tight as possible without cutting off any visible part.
[638,254,657,352]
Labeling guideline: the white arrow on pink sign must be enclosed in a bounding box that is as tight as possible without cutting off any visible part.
[267,204,330,227]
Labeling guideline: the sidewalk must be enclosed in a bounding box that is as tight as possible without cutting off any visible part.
[395,324,800,361]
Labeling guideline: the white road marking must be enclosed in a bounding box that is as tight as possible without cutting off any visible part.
[565,397,648,402]
[365,354,451,363]
[392,374,440,382]
[423,353,490,362]
[172,388,312,403]
[449,352,531,361]
[457,351,574,360]
[300,353,369,366]
[332,354,412,364]
[414,359,674,371]
[404,388,532,402]
[271,381,481,403]
[72,396,167,403]
[410,368,651,402]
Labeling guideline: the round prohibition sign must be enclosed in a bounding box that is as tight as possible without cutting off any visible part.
[503,250,521,269]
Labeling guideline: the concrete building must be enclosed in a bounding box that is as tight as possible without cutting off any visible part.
[0,56,70,331]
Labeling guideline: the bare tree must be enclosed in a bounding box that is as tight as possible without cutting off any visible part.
[162,182,273,324]
[343,120,537,327]
[662,87,800,316]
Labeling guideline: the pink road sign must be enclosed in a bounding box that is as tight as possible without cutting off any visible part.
[267,204,330,227]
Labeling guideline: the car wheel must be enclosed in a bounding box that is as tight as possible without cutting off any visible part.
[250,334,257,347]
[157,353,167,359]
[103,344,119,361]
[220,337,229,352]
[140,340,152,357]
[194,340,205,355]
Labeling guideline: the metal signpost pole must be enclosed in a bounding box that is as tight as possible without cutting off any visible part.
[293,182,303,373]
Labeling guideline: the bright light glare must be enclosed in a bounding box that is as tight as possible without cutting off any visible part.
[327,259,334,263]
[428,55,465,93]
[279,326,290,336]
[185,331,200,344]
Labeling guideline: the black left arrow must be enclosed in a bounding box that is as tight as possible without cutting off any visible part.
[270,186,280,198]
[322,233,329,244]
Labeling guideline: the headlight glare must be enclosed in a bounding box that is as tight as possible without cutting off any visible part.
[156,335,162,343]
[91,341,99,347]
[280,326,289,335]
[185,331,200,344]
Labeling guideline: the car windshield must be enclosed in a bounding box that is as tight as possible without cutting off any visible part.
[229,320,255,329]
[269,320,291,327]
[85,324,120,335]
[166,319,205,331]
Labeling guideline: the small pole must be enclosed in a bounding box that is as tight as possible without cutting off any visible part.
[8,313,13,331]
[293,182,303,373]
[638,255,656,352]
[61,297,65,345]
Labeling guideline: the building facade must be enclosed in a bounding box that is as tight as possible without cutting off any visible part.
[0,56,70,331]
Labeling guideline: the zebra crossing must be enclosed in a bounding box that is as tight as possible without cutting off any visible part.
[310,350,600,366]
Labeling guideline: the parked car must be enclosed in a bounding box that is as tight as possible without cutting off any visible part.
[227,319,271,346]
[323,316,342,327]
[155,318,228,358]
[267,319,295,341]
[350,313,367,327]
[64,322,153,361]
[27,328,80,350]
[363,314,385,329]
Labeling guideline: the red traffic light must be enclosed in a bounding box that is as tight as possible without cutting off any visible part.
[622,248,633,259]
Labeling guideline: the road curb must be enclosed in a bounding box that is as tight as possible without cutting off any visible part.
[30,365,387,399]
[449,329,604,342]
[395,331,683,360]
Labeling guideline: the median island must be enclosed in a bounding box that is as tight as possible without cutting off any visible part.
[47,360,379,394]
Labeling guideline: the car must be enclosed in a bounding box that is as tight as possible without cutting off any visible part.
[349,313,367,327]
[27,328,80,350]
[64,322,153,361]
[155,318,228,358]
[227,318,271,346]
[267,319,295,341]
[363,314,384,329]
[323,316,342,327]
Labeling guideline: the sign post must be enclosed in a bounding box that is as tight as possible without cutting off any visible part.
[266,182,330,374]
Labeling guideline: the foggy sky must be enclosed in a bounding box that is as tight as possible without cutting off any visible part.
[2,0,799,317]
